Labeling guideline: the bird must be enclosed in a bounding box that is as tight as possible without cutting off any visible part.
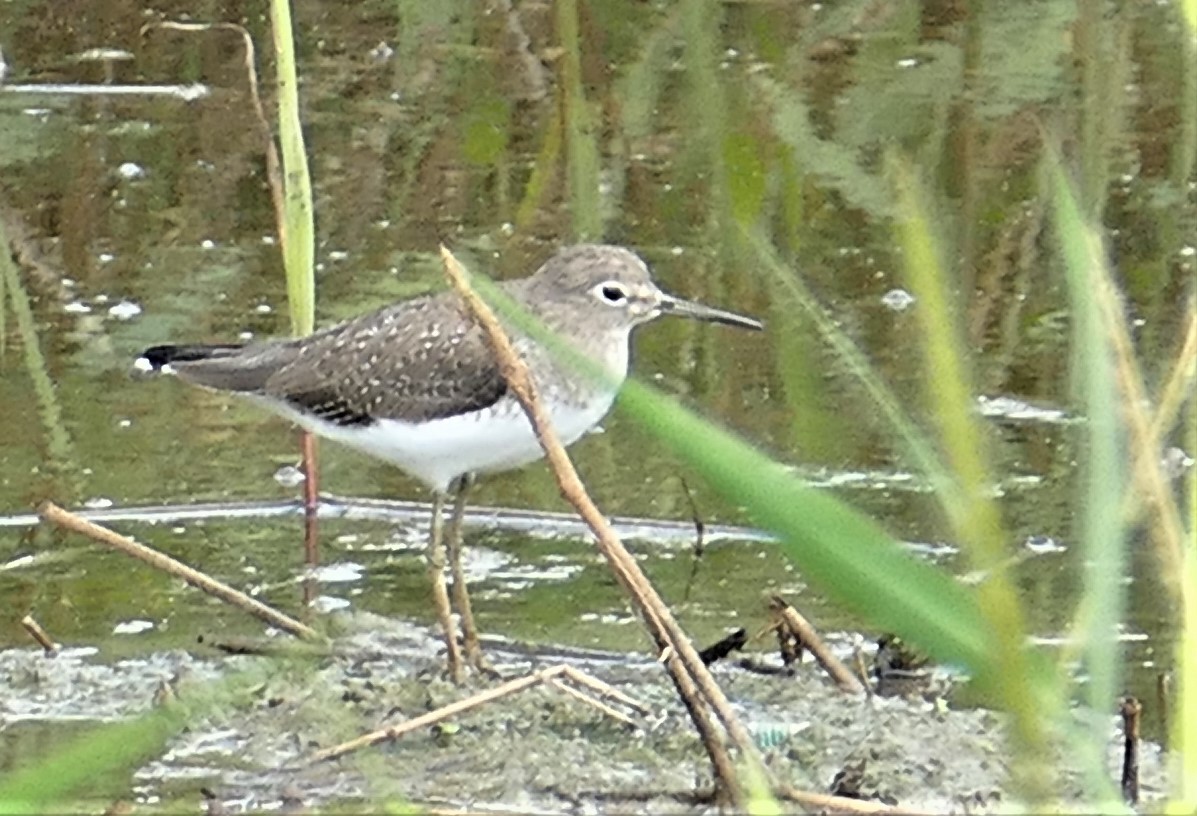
[136,244,763,681]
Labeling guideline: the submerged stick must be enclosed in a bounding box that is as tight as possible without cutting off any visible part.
[39,502,321,641]
[770,595,864,694]
[20,614,58,655]
[441,246,760,805]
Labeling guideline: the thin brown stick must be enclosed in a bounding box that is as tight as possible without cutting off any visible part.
[40,502,321,641]
[770,595,864,694]
[557,665,651,715]
[20,614,57,655]
[777,784,905,814]
[311,665,567,762]
[310,663,643,763]
[440,246,759,804]
[546,678,637,727]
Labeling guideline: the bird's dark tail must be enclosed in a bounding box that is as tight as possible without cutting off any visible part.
[136,344,247,372]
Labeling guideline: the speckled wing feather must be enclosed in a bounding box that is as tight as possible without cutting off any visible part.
[261,291,508,426]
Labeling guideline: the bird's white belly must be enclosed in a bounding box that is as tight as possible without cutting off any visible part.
[305,393,617,493]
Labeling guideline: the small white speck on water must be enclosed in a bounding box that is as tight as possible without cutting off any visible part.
[107,300,142,320]
[881,288,915,312]
[308,562,364,583]
[113,619,154,635]
[1024,535,1066,555]
[201,239,216,249]
[255,303,272,314]
[117,162,144,179]
[273,464,305,488]
[311,595,351,613]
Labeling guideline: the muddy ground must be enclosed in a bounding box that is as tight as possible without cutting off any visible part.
[2,610,1170,814]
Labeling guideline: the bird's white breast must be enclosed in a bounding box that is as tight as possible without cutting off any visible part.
[312,388,617,493]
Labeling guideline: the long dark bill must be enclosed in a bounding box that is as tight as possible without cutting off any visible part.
[658,294,764,331]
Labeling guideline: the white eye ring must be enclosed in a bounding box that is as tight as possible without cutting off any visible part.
[594,281,629,306]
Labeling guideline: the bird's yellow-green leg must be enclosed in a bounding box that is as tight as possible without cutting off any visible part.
[427,490,463,683]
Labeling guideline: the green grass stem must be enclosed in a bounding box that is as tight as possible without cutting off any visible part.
[1046,156,1129,807]
[269,0,315,337]
[888,156,1049,801]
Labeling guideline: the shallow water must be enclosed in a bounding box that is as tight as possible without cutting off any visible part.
[0,0,1192,809]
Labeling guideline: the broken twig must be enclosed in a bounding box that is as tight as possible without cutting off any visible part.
[40,502,321,641]
[309,664,643,763]
[770,595,864,694]
[20,614,58,655]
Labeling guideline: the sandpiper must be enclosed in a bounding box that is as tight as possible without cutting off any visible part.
[137,244,762,680]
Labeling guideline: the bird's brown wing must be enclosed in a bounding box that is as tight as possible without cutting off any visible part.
[261,294,508,426]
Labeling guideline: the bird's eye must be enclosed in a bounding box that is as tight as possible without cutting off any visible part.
[597,283,628,305]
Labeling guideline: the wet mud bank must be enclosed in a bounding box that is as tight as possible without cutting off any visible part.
[1,611,1167,813]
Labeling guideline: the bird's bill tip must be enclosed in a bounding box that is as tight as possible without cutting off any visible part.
[658,295,763,331]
